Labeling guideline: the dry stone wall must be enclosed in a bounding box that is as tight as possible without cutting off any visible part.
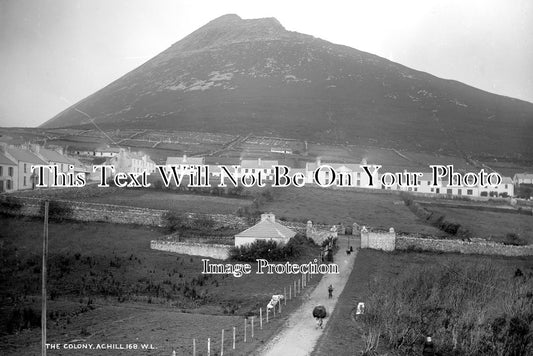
[0,195,248,228]
[396,236,533,256]
[150,240,231,260]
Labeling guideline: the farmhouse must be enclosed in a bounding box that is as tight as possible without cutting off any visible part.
[513,173,533,185]
[234,213,296,248]
[109,149,156,174]
[240,158,278,176]
[3,145,47,191]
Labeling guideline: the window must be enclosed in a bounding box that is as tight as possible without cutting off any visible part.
[414,188,418,192]
[447,189,452,195]
[0,166,2,176]
[7,180,11,190]
[436,188,440,194]
[505,184,508,189]
[24,176,27,186]
[24,163,27,173]
[430,188,434,192]
[357,180,361,186]
[8,167,13,176]
[467,189,473,195]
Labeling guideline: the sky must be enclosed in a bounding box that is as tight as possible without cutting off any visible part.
[1,0,532,127]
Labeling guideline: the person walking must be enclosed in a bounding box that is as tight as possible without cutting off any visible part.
[328,285,333,298]
[422,336,435,356]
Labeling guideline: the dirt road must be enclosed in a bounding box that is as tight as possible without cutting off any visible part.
[257,236,358,356]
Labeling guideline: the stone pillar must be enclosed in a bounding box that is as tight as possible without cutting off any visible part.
[306,220,313,239]
[360,226,369,248]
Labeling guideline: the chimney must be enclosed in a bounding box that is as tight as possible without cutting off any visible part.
[316,157,321,166]
[183,154,187,163]
[258,158,262,166]
[260,213,276,223]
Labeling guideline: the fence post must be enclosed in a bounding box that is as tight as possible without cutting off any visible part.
[232,327,236,350]
[289,285,292,300]
[284,287,287,305]
[244,318,247,343]
[251,317,254,339]
[221,329,224,356]
[279,297,282,314]
[266,308,269,323]
[294,280,297,295]
[207,338,210,356]
[193,339,196,356]
[260,308,263,329]
[273,304,276,318]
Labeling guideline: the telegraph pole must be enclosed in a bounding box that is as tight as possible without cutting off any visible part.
[42,200,49,356]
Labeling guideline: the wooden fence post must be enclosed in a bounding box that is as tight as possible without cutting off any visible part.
[221,329,224,356]
[251,317,254,339]
[289,285,292,300]
[193,339,196,356]
[279,298,282,314]
[260,308,263,329]
[284,287,287,305]
[266,308,269,323]
[244,318,247,343]
[232,327,236,350]
[207,338,210,356]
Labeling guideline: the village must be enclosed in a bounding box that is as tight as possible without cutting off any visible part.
[1,141,530,200]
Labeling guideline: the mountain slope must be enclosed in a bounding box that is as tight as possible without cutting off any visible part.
[41,14,533,157]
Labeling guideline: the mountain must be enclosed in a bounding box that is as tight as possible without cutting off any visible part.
[41,14,533,158]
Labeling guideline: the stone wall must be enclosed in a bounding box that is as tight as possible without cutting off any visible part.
[361,227,396,251]
[0,195,248,229]
[306,220,338,245]
[150,240,232,260]
[396,236,533,257]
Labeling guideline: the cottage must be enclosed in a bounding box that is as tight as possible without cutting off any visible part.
[513,173,533,186]
[3,145,47,191]
[0,150,17,192]
[234,213,296,248]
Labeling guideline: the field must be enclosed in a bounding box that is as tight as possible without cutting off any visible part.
[260,186,448,237]
[0,215,322,355]
[313,250,533,356]
[82,189,252,215]
[421,205,533,244]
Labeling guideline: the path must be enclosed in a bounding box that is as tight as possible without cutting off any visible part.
[257,236,358,356]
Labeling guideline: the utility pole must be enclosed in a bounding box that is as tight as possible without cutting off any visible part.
[42,200,49,356]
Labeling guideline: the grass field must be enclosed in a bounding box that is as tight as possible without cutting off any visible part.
[260,186,448,237]
[422,205,533,244]
[313,250,533,356]
[82,189,252,215]
[0,215,322,355]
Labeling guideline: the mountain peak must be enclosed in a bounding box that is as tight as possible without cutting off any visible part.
[172,14,287,51]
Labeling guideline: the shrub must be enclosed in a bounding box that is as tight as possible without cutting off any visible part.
[230,234,307,262]
[503,233,528,246]
[162,211,187,233]
[0,196,23,213]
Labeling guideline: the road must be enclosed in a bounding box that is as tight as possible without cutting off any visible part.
[257,236,358,356]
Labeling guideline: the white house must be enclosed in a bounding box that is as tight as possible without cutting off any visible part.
[513,173,533,186]
[0,150,17,193]
[240,158,279,181]
[234,213,296,248]
[3,145,47,191]
[108,149,156,174]
[305,158,380,188]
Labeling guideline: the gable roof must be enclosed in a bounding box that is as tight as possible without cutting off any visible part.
[235,219,296,239]
[166,156,205,165]
[514,173,533,180]
[6,147,47,165]
[38,148,72,164]
[0,152,17,166]
[240,159,278,169]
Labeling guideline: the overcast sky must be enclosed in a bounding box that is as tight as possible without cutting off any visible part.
[1,0,532,127]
